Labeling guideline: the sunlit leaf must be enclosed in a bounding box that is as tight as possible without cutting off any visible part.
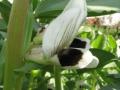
[107,35,117,52]
[91,35,105,49]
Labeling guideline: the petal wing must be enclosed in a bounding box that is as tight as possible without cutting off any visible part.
[42,8,86,57]
[78,50,99,68]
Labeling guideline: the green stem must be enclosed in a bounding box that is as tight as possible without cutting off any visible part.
[4,0,29,90]
[54,66,62,90]
[91,71,97,90]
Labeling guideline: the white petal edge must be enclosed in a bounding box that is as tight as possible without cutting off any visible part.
[78,50,99,69]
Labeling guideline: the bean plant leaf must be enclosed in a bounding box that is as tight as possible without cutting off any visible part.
[100,76,120,90]
[0,19,7,30]
[23,4,34,52]
[87,0,120,16]
[32,0,38,11]
[35,0,68,18]
[0,0,11,22]
[107,35,117,53]
[91,35,105,49]
[35,0,120,19]
[0,42,6,82]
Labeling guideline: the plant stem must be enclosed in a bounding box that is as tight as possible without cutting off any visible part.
[54,66,62,90]
[4,0,29,90]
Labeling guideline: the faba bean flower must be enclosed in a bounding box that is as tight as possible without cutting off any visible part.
[26,38,99,69]
[26,0,99,69]
[42,0,87,57]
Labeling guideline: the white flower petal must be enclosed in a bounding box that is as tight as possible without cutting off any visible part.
[64,0,87,12]
[78,50,99,69]
[85,56,99,68]
[42,0,87,57]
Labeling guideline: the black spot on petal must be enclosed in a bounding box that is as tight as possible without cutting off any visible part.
[70,38,86,48]
[57,48,83,66]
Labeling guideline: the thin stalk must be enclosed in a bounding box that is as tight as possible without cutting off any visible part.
[91,71,97,90]
[4,0,29,90]
[54,66,62,90]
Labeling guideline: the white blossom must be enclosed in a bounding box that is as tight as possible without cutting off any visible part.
[42,0,87,57]
[78,50,99,68]
[26,0,99,69]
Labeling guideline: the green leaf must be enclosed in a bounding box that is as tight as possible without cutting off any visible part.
[91,35,105,49]
[65,81,75,90]
[0,31,6,39]
[100,75,120,90]
[87,0,120,16]
[35,0,68,18]
[100,85,120,90]
[0,19,7,30]
[107,35,117,52]
[0,31,6,51]
[35,0,120,19]
[107,74,120,79]
[0,42,6,82]
[0,0,11,22]
[32,0,38,11]
[23,4,34,52]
